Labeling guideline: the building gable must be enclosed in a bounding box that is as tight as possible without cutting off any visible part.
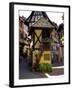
[32,18,54,28]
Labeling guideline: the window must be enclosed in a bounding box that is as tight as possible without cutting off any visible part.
[42,29,50,42]
[44,54,50,61]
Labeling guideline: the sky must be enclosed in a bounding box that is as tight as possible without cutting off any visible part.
[19,11,63,26]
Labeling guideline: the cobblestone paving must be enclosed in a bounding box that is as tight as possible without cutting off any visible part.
[19,56,47,79]
[19,56,64,79]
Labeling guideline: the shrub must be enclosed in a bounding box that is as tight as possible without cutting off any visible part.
[36,63,52,72]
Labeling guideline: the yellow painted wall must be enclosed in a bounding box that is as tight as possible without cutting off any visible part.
[39,51,51,64]
[32,50,51,65]
[33,29,52,64]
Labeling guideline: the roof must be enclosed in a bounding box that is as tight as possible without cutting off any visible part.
[31,18,54,28]
[58,23,64,32]
[25,11,56,28]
